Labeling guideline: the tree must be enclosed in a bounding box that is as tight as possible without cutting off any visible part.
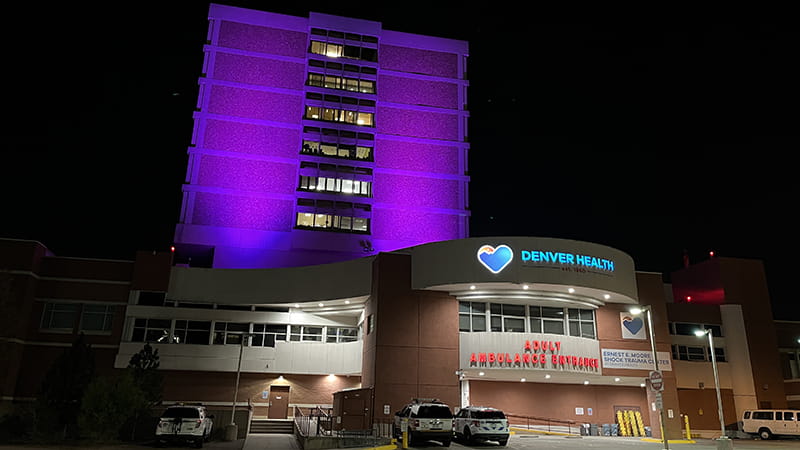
[77,372,147,442]
[127,343,163,407]
[34,333,95,439]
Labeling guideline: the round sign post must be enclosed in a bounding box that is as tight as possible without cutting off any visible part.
[649,370,664,392]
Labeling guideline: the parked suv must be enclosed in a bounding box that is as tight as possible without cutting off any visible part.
[155,404,214,448]
[393,398,453,447]
[454,405,509,446]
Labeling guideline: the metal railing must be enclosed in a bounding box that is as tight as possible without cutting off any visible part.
[506,413,580,435]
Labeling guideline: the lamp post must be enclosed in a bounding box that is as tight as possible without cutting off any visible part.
[225,333,255,441]
[630,306,669,450]
[695,328,731,449]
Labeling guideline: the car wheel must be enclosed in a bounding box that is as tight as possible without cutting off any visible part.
[758,428,772,440]
[464,427,473,444]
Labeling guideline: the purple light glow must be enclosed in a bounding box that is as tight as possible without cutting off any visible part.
[218,21,307,58]
[378,75,459,109]
[193,193,293,231]
[379,44,459,78]
[176,5,469,269]
[377,107,460,140]
[213,53,306,89]
[203,120,300,157]
[197,155,297,193]
[374,174,460,209]
[375,139,461,175]
[207,85,302,122]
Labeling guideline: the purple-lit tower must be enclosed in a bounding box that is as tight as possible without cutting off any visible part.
[174,4,470,269]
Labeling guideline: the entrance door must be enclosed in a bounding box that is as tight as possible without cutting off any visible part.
[268,385,290,419]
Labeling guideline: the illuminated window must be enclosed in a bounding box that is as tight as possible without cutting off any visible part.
[251,324,288,348]
[305,106,374,127]
[295,213,370,234]
[300,140,373,161]
[309,40,377,62]
[307,73,375,94]
[213,322,250,345]
[299,175,371,196]
[40,302,79,331]
[490,303,526,332]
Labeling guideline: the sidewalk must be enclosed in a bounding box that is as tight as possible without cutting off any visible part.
[242,433,396,450]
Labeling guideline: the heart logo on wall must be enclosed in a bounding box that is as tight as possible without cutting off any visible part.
[621,316,644,335]
[477,245,514,274]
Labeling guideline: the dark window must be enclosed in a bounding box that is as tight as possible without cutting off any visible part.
[752,411,773,420]
[416,406,452,418]
[138,291,166,306]
[474,410,505,419]
[161,407,200,419]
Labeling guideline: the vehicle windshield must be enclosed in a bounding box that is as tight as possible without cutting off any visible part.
[162,407,201,418]
[416,405,452,418]
[474,410,505,419]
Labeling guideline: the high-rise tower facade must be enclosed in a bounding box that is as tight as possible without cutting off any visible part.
[174,4,470,268]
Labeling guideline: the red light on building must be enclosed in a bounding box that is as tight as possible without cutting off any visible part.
[686,296,692,302]
[709,251,715,257]
[170,246,175,253]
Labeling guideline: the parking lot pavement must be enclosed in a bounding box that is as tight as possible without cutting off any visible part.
[0,438,246,450]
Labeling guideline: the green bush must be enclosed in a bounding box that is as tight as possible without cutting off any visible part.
[77,372,148,442]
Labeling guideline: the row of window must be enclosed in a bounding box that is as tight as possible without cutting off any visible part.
[297,198,371,212]
[668,322,723,337]
[41,302,115,333]
[302,140,373,161]
[309,59,378,75]
[308,73,375,94]
[459,302,597,339]
[131,319,359,347]
[671,344,726,362]
[309,40,378,62]
[305,106,374,127]
[295,213,369,233]
[310,28,379,44]
[298,175,372,197]
[744,411,797,421]
[137,293,289,311]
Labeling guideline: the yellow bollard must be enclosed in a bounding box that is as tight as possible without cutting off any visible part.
[684,414,691,439]
[401,418,408,449]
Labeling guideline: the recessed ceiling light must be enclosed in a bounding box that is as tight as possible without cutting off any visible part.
[604,294,610,300]
[614,377,620,382]
[523,284,529,290]
[640,383,646,387]
[470,285,476,290]
[545,374,551,379]
[584,380,589,385]
[318,303,324,307]
[295,304,300,308]
[345,300,350,304]
[568,288,575,293]
[479,372,485,376]
[520,378,526,382]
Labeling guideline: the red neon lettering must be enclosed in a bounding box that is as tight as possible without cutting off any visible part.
[498,353,505,363]
[470,353,477,363]
[578,357,584,367]
[523,353,530,364]
[479,353,487,363]
[533,341,540,351]
[571,356,578,366]
[488,353,496,363]
[524,340,532,351]
[552,354,558,365]
[514,353,521,364]
[505,353,511,365]
[559,355,567,365]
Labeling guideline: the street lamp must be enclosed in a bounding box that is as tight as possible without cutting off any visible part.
[225,333,255,441]
[630,306,669,450]
[695,328,731,448]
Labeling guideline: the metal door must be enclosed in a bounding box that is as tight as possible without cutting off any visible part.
[268,385,290,419]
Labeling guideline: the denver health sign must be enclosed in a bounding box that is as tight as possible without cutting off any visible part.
[478,245,615,274]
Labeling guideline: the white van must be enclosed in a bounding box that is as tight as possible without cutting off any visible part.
[742,409,799,440]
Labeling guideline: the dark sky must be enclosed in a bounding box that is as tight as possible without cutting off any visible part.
[4,3,798,318]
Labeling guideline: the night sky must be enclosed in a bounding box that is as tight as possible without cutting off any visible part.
[4,3,798,318]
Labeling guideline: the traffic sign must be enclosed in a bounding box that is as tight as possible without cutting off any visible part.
[649,370,664,391]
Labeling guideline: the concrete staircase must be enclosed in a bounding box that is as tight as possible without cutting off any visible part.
[249,418,295,434]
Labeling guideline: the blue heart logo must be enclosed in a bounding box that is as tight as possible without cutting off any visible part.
[622,316,644,335]
[477,245,514,274]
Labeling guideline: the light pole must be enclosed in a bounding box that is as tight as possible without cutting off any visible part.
[225,333,255,441]
[695,328,731,449]
[630,306,669,450]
